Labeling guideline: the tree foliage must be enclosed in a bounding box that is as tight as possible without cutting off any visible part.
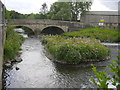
[40,3,48,15]
[5,0,92,21]
[48,1,92,21]
[5,9,25,19]
[48,2,71,20]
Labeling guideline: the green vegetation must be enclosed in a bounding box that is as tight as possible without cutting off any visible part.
[4,26,24,60]
[5,9,44,19]
[41,35,110,64]
[62,27,120,42]
[5,1,92,21]
[90,56,120,89]
[48,1,92,21]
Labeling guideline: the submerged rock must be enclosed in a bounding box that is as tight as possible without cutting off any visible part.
[4,61,12,68]
[16,67,19,70]
[15,56,23,62]
[18,51,22,55]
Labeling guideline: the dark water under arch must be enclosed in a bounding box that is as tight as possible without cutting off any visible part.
[41,26,64,35]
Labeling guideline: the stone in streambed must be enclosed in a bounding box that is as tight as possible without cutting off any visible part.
[15,56,23,62]
[16,67,19,70]
[4,61,12,68]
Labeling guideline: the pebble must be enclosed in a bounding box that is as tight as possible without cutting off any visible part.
[16,67,19,70]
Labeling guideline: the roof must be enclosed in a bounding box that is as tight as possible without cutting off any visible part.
[86,11,118,15]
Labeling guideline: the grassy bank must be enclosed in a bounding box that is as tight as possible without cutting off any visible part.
[4,26,25,61]
[42,35,110,64]
[62,27,120,42]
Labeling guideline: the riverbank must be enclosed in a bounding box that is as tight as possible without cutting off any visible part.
[4,26,25,68]
[62,27,120,43]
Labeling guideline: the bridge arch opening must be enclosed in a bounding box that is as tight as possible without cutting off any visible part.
[15,26,35,36]
[41,26,64,35]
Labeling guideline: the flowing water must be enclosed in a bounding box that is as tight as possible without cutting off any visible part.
[3,29,119,88]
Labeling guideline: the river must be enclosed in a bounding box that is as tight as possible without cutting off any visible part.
[3,29,118,88]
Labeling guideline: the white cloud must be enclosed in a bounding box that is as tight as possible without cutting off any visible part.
[1,0,57,14]
[91,0,119,11]
[91,0,110,11]
[1,0,119,14]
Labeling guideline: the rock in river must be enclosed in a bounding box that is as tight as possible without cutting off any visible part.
[15,56,23,62]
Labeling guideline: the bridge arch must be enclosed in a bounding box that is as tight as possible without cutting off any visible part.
[14,26,35,36]
[41,26,64,35]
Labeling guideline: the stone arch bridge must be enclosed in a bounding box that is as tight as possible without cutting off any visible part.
[7,19,91,34]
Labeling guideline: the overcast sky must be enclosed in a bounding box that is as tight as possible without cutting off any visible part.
[1,0,119,14]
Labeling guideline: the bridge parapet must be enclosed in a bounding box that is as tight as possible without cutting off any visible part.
[7,19,92,33]
[7,19,82,26]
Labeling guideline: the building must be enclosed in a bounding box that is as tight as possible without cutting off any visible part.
[0,0,5,89]
[81,11,119,29]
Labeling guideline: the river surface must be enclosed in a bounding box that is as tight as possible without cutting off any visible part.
[3,31,118,88]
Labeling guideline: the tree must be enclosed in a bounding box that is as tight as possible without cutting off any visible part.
[48,2,71,20]
[26,13,35,19]
[39,2,48,19]
[68,1,92,21]
[48,0,92,21]
[5,9,12,19]
[5,9,26,19]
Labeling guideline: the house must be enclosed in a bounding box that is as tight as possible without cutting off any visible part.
[81,11,119,29]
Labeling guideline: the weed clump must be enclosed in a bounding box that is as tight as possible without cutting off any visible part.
[4,26,24,60]
[42,35,110,64]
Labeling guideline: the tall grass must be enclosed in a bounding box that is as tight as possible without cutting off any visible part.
[62,27,120,42]
[42,35,110,64]
[4,26,24,61]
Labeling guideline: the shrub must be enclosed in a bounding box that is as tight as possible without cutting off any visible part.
[62,27,120,42]
[90,56,120,89]
[41,35,110,64]
[4,26,24,60]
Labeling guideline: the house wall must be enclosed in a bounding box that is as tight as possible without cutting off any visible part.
[81,11,119,30]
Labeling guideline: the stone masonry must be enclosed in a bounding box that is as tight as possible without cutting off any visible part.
[0,1,5,89]
[7,19,92,33]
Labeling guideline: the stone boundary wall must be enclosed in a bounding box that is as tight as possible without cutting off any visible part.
[0,1,5,89]
[0,27,2,89]
[0,26,5,90]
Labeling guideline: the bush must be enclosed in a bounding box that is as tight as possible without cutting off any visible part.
[4,26,24,60]
[90,56,120,89]
[62,27,120,42]
[41,35,110,64]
